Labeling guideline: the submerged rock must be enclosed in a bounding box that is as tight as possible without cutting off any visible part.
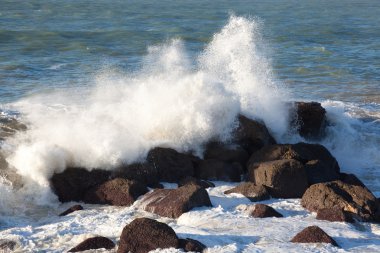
[139,184,212,218]
[251,204,283,218]
[118,218,179,253]
[0,239,17,251]
[293,102,326,139]
[68,236,115,252]
[290,226,338,246]
[59,205,83,216]
[179,238,206,252]
[224,182,270,202]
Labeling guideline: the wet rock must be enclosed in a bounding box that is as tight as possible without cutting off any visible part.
[195,159,242,182]
[118,218,179,253]
[293,102,326,139]
[0,239,17,251]
[233,115,276,154]
[59,205,83,216]
[340,173,366,187]
[68,236,115,252]
[316,207,354,223]
[51,168,111,202]
[247,143,340,185]
[139,184,212,218]
[290,225,338,246]
[179,238,206,252]
[178,176,215,189]
[204,142,249,168]
[224,182,270,202]
[0,116,27,141]
[83,178,148,206]
[248,159,308,198]
[147,147,194,183]
[251,204,283,218]
[301,180,380,222]
[113,163,159,187]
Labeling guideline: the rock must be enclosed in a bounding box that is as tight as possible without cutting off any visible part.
[69,236,115,252]
[340,173,366,187]
[251,204,283,218]
[147,147,194,183]
[248,159,308,198]
[195,159,242,182]
[290,226,338,246]
[178,176,215,189]
[179,238,206,252]
[247,143,340,185]
[0,239,17,251]
[113,163,159,187]
[301,180,380,222]
[59,205,83,216]
[224,182,270,202]
[233,115,276,154]
[293,102,326,139]
[204,142,249,167]
[83,178,148,206]
[0,116,27,141]
[50,168,111,202]
[139,184,212,218]
[117,218,179,253]
[316,207,354,223]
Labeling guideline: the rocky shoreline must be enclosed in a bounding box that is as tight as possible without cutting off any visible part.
[2,101,380,252]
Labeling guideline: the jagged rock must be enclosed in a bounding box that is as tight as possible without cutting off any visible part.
[204,142,249,167]
[195,159,242,182]
[117,218,179,253]
[59,205,83,216]
[247,143,340,185]
[178,176,215,189]
[179,238,206,252]
[112,163,159,187]
[293,102,326,139]
[83,178,148,206]
[251,204,283,218]
[224,182,270,202]
[233,115,276,154]
[139,184,212,218]
[302,180,380,222]
[316,207,354,223]
[147,147,194,182]
[248,159,308,198]
[290,226,338,246]
[50,168,111,202]
[68,236,115,252]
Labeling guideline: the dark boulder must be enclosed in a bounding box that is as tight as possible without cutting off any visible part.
[195,159,242,182]
[59,205,83,216]
[178,176,215,189]
[147,147,194,183]
[83,178,148,206]
[316,207,354,223]
[50,168,111,202]
[248,159,308,198]
[293,102,326,139]
[204,141,249,168]
[251,204,283,218]
[68,236,115,252]
[224,182,270,202]
[117,218,179,253]
[179,238,206,252]
[139,184,212,218]
[290,226,338,246]
[340,173,366,187]
[301,180,380,222]
[113,163,159,187]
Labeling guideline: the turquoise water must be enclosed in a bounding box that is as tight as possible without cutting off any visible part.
[1,0,379,103]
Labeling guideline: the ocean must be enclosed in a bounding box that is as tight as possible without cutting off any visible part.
[0,1,379,252]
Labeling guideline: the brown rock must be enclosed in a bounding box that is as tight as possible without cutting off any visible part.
[293,102,326,139]
[179,238,206,252]
[301,180,380,222]
[290,226,338,246]
[195,159,242,182]
[83,178,148,206]
[59,205,83,216]
[69,236,115,252]
[112,163,159,187]
[50,168,111,202]
[248,159,308,198]
[147,147,194,183]
[178,176,215,189]
[316,207,354,223]
[139,184,212,218]
[224,182,270,202]
[204,141,249,168]
[251,204,283,218]
[117,218,179,253]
